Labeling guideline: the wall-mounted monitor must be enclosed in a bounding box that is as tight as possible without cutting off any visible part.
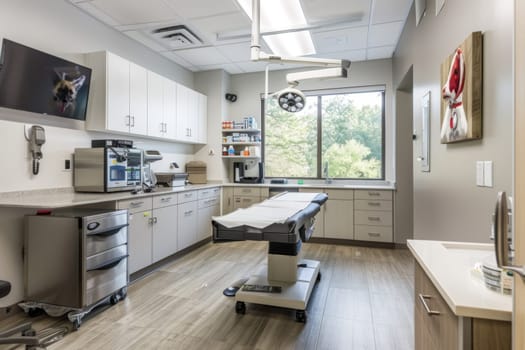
[0,39,92,121]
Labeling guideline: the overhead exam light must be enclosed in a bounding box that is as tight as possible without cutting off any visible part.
[249,0,350,113]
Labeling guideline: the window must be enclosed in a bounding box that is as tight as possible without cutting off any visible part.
[263,88,384,180]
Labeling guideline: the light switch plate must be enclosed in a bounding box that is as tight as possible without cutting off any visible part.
[484,161,493,187]
[476,161,484,187]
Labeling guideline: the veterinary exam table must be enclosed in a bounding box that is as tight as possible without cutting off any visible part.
[212,192,328,323]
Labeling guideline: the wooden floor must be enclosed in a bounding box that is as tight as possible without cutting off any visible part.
[0,241,415,350]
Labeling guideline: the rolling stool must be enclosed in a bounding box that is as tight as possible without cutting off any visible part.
[0,280,65,349]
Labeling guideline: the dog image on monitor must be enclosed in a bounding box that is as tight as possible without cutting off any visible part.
[52,69,86,114]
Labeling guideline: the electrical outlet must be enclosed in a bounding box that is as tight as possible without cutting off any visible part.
[63,158,72,172]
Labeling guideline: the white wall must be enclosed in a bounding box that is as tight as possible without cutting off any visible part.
[0,0,196,193]
[392,0,514,242]
[0,0,196,306]
[226,59,395,182]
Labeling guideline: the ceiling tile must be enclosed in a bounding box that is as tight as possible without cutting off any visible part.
[314,49,367,62]
[236,61,273,73]
[195,63,244,74]
[163,0,241,19]
[301,0,371,26]
[215,42,251,62]
[312,26,368,53]
[191,12,251,42]
[174,46,230,66]
[89,0,178,25]
[371,0,412,24]
[366,46,395,60]
[75,2,121,26]
[367,21,404,47]
[160,51,195,69]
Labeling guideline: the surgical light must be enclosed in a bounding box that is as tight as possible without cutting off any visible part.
[277,87,306,113]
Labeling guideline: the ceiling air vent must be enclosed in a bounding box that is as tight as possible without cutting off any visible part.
[151,25,203,50]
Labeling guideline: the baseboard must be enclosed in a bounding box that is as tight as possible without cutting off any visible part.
[0,304,22,321]
[307,237,396,249]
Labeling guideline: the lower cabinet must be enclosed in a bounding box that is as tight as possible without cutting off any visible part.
[299,188,325,238]
[197,188,220,241]
[151,204,178,262]
[324,189,354,239]
[233,186,269,210]
[127,210,153,274]
[415,262,511,350]
[177,195,198,251]
[222,187,234,214]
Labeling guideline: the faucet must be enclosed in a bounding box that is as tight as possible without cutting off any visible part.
[323,161,332,184]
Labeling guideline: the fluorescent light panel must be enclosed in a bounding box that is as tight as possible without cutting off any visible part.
[237,0,316,56]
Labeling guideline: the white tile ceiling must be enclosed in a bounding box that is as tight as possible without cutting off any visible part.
[69,0,413,74]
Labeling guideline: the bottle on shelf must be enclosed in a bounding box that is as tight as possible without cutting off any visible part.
[222,147,228,156]
[228,145,235,156]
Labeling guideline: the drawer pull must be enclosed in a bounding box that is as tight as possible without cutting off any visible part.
[201,191,209,195]
[367,202,381,207]
[368,192,380,196]
[185,210,193,215]
[368,232,381,237]
[161,197,172,202]
[185,193,193,198]
[87,254,128,272]
[368,217,381,221]
[148,217,158,224]
[130,201,144,207]
[418,294,440,316]
[88,224,128,237]
[242,189,251,193]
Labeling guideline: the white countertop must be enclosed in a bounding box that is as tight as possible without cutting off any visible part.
[0,183,221,209]
[407,239,512,321]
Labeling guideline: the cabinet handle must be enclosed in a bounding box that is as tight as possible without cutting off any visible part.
[130,201,144,207]
[368,216,381,221]
[368,191,380,196]
[161,197,171,202]
[148,217,158,224]
[242,189,251,193]
[125,115,130,126]
[131,116,135,127]
[418,294,440,316]
[185,210,193,215]
[367,202,381,207]
[368,232,381,237]
[201,191,209,195]
[185,193,193,198]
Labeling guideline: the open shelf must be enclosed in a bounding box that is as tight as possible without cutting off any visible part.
[222,142,261,146]
[221,129,261,133]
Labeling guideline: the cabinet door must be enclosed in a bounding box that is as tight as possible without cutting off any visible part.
[178,201,198,250]
[163,78,177,139]
[176,84,190,141]
[106,53,130,133]
[222,187,234,214]
[197,93,207,143]
[152,205,178,262]
[324,199,354,239]
[147,71,164,138]
[128,210,153,274]
[186,89,198,141]
[197,204,218,242]
[129,62,148,134]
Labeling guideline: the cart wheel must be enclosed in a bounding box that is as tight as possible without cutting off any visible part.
[22,328,36,337]
[27,308,42,317]
[73,319,81,331]
[119,288,127,300]
[235,301,246,315]
[110,294,119,305]
[316,271,322,282]
[296,310,307,323]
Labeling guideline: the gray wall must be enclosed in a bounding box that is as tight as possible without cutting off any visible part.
[392,0,514,242]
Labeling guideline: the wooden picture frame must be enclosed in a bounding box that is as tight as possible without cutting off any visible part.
[440,31,483,144]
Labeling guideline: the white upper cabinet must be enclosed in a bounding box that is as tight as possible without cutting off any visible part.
[147,71,164,138]
[86,51,206,144]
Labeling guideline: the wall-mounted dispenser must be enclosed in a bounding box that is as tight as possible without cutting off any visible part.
[25,125,46,175]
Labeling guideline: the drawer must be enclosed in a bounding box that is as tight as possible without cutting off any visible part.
[233,196,259,209]
[85,226,127,257]
[325,189,353,200]
[85,246,127,306]
[354,225,392,242]
[233,186,261,197]
[198,197,220,209]
[354,190,392,200]
[117,197,153,214]
[354,210,393,226]
[178,190,197,203]
[198,187,220,200]
[354,199,392,211]
[153,194,178,208]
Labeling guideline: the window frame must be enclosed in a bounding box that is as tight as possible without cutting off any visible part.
[261,85,386,180]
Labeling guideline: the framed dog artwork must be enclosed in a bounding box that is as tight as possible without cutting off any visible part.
[440,31,483,144]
